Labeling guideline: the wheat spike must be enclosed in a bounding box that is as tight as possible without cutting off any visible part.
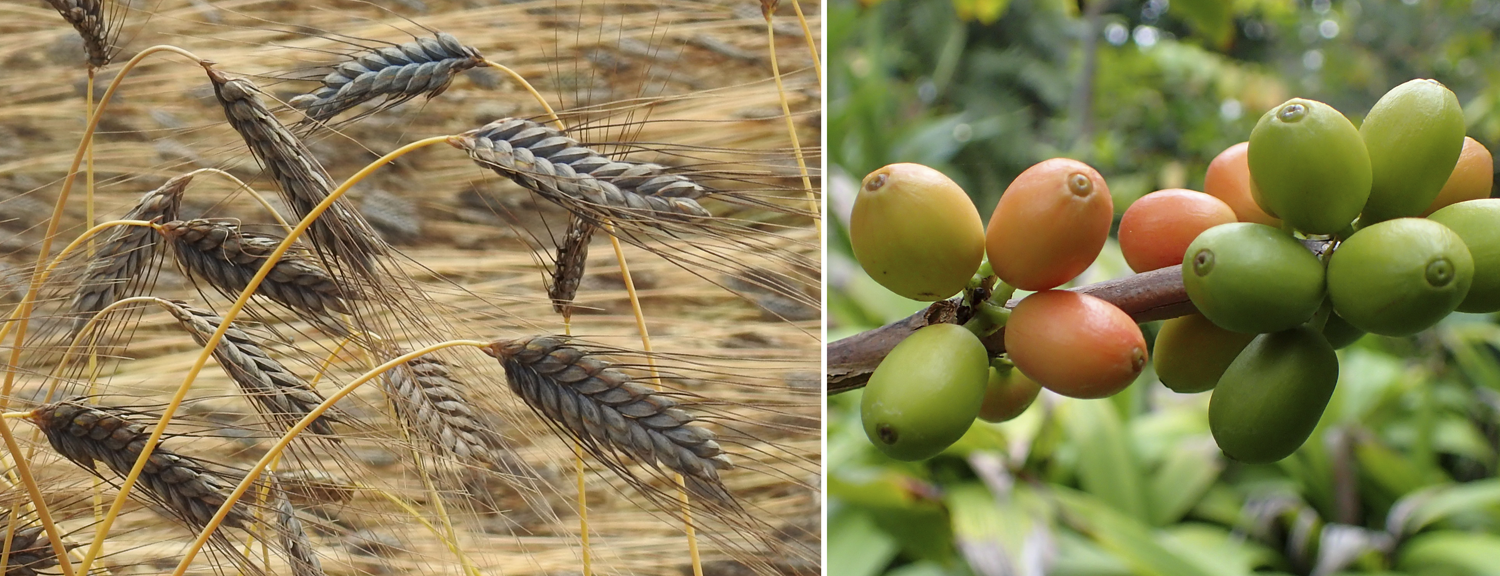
[206,67,385,269]
[67,174,189,336]
[483,336,733,502]
[45,0,114,68]
[0,520,73,576]
[161,219,358,329]
[161,300,339,436]
[451,119,711,226]
[380,355,530,476]
[549,215,593,315]
[28,400,254,529]
[290,33,484,124]
[275,497,325,576]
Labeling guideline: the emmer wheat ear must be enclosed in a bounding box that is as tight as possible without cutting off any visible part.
[450,119,711,226]
[380,355,530,476]
[27,400,255,530]
[290,33,484,125]
[160,219,358,330]
[550,215,592,316]
[161,300,341,436]
[0,519,76,576]
[206,67,386,270]
[483,336,733,502]
[45,0,115,69]
[66,174,189,336]
[275,497,325,576]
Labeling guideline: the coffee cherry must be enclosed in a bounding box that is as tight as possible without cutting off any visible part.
[1205,142,1281,227]
[1360,79,1467,223]
[1119,189,1237,273]
[1210,327,1339,464]
[1182,223,1326,334]
[1005,291,1147,399]
[977,366,1041,423]
[1427,199,1500,313]
[986,159,1113,291]
[851,163,986,301]
[1248,98,1371,234]
[1153,313,1254,394]
[1321,311,1366,350]
[1327,218,1473,336]
[1423,137,1494,217]
[861,323,990,461]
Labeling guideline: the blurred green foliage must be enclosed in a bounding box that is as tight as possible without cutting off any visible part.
[828,1,1500,575]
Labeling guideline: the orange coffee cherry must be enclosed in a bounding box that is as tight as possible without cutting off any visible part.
[986,159,1112,291]
[1423,137,1494,216]
[1204,142,1281,227]
[1119,189,1237,273]
[1004,290,1147,399]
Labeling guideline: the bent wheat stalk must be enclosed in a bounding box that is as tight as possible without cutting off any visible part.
[483,336,733,502]
[161,300,340,436]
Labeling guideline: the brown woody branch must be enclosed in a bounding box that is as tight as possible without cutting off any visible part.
[826,240,1331,394]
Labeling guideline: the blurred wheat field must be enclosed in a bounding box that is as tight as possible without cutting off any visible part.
[0,1,821,575]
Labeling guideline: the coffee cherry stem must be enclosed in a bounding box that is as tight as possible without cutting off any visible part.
[963,301,1011,339]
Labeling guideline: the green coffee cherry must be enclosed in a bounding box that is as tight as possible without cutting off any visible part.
[1327,218,1473,336]
[851,163,986,301]
[1183,223,1326,334]
[861,324,990,461]
[1427,199,1500,313]
[1153,314,1254,394]
[1248,98,1372,234]
[1210,327,1339,464]
[1359,79,1467,223]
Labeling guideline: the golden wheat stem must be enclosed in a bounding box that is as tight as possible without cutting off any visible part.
[480,59,566,132]
[602,224,704,576]
[765,15,820,242]
[789,0,823,87]
[183,168,295,234]
[0,504,17,576]
[167,340,489,576]
[0,45,204,407]
[72,136,450,576]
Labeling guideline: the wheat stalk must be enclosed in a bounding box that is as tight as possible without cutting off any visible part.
[160,219,358,329]
[66,175,189,336]
[290,33,485,125]
[26,401,255,530]
[160,300,340,436]
[483,336,733,502]
[206,67,386,270]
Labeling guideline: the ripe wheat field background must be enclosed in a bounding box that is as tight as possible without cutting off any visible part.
[0,1,821,575]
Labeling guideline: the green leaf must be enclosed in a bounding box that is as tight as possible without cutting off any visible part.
[1148,443,1223,526]
[1063,400,1150,523]
[1170,0,1234,48]
[1397,532,1500,576]
[1392,480,1500,535]
[1053,489,1222,576]
[831,509,901,576]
